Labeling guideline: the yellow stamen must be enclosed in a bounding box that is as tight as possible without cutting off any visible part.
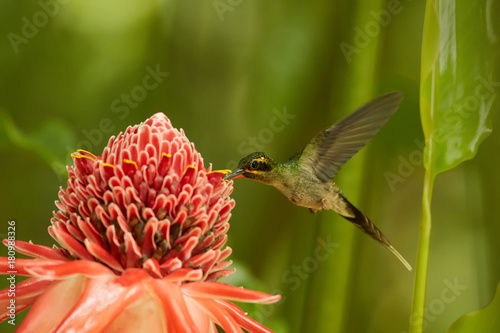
[183,165,197,174]
[207,169,232,175]
[123,159,138,170]
[100,163,115,168]
[162,153,172,158]
[71,153,96,162]
[77,149,97,158]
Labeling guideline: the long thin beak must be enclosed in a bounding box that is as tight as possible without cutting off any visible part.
[223,168,245,180]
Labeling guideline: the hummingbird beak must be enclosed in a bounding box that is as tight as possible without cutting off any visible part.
[223,168,245,180]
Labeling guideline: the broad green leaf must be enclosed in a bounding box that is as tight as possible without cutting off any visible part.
[420,0,498,176]
[0,109,75,177]
[411,1,499,332]
[447,282,500,333]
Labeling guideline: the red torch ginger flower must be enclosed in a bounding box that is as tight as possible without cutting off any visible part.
[0,113,280,332]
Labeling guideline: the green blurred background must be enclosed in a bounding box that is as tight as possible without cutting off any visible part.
[0,1,499,332]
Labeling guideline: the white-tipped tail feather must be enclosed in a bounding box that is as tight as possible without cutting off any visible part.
[387,245,412,271]
[340,195,412,271]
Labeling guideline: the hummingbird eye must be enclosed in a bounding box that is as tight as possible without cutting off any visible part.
[251,160,259,169]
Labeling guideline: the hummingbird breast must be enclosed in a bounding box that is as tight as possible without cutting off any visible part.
[270,164,353,216]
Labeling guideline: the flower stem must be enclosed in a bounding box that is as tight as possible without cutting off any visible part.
[409,153,435,333]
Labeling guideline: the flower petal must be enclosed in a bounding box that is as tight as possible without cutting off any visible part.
[53,273,147,333]
[159,257,183,275]
[77,216,104,247]
[216,299,276,333]
[49,226,94,261]
[187,249,217,267]
[0,277,52,300]
[205,269,235,282]
[84,239,123,272]
[143,258,162,279]
[123,232,142,268]
[26,260,115,279]
[0,300,33,322]
[103,292,165,333]
[163,268,203,283]
[193,297,243,333]
[141,217,158,257]
[15,275,87,333]
[0,278,49,320]
[0,258,64,276]
[147,279,199,332]
[2,239,69,261]
[182,282,281,304]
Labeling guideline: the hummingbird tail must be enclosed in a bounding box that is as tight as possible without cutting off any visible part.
[340,197,412,271]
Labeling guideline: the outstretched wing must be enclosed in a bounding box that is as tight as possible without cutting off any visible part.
[300,91,403,182]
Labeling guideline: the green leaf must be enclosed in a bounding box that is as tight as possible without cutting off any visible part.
[0,109,75,178]
[411,1,499,332]
[448,282,500,333]
[420,0,498,177]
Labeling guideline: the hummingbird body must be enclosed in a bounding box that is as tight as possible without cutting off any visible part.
[224,92,412,271]
[256,155,347,213]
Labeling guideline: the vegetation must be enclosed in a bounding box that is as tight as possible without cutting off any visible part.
[0,1,498,332]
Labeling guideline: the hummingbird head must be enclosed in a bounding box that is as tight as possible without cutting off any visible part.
[223,152,276,183]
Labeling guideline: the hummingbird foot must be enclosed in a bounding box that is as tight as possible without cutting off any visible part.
[321,198,327,210]
[309,208,317,214]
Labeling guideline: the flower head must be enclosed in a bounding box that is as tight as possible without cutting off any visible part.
[1,113,280,332]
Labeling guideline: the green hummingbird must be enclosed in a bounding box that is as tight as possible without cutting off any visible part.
[223,91,412,271]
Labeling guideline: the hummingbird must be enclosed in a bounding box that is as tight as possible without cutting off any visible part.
[223,91,412,271]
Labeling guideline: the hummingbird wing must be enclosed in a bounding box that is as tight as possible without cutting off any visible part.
[300,91,403,182]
